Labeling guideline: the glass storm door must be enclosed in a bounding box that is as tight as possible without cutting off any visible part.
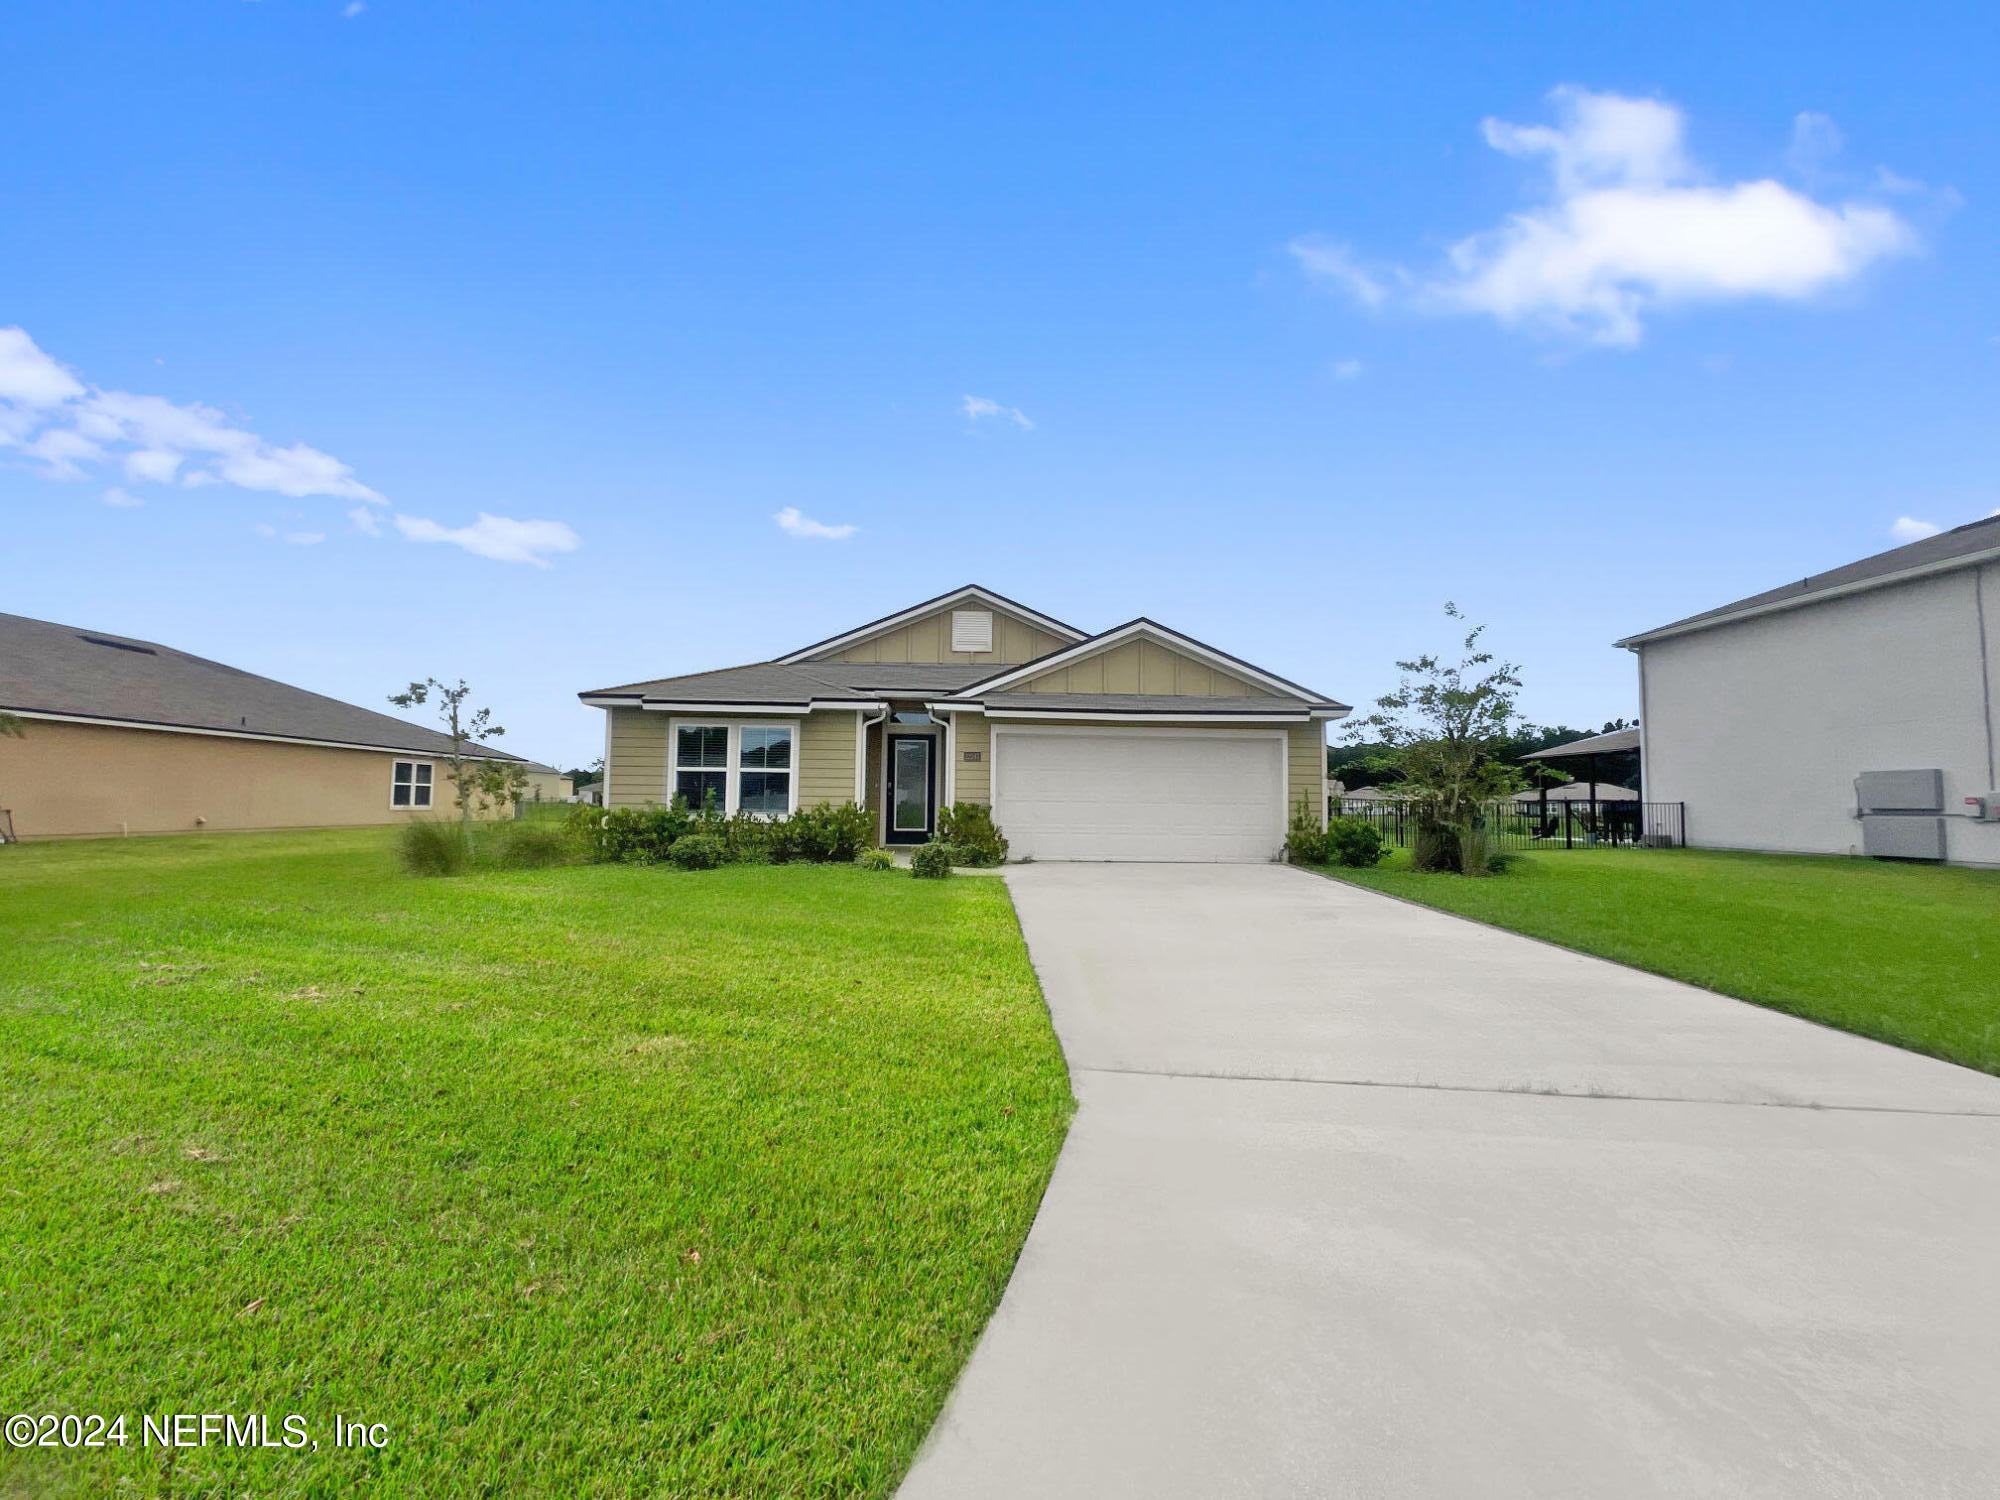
[888,736,935,844]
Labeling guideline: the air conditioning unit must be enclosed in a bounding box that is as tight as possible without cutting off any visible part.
[1854,769,1943,814]
[1855,769,1946,861]
[1861,816,1946,860]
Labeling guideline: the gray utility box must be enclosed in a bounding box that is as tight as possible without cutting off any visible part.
[1862,815,1947,860]
[1855,770,1946,861]
[1855,768,1944,814]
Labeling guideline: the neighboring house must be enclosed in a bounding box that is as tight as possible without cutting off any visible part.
[0,612,567,841]
[572,778,605,806]
[1616,517,2000,865]
[579,585,1347,862]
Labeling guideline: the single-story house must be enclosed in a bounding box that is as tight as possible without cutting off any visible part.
[1616,516,2000,865]
[571,777,605,806]
[0,612,567,841]
[579,585,1347,862]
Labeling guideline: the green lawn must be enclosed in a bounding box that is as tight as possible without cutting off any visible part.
[1314,847,2000,1075]
[0,831,1072,1498]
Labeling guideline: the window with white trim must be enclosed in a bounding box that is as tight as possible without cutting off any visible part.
[392,760,433,808]
[673,723,796,816]
[675,725,729,812]
[737,726,792,815]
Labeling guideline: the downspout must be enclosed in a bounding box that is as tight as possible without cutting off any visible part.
[1977,565,1997,791]
[859,705,889,841]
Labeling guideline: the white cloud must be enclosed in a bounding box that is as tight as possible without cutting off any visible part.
[253,523,327,546]
[775,506,858,540]
[1889,516,1941,544]
[1288,240,1390,307]
[1785,111,1845,178]
[0,327,87,407]
[344,0,366,14]
[393,512,582,567]
[102,486,144,508]
[1297,89,1916,347]
[1329,358,1364,380]
[961,394,1034,429]
[0,325,386,500]
[348,505,382,536]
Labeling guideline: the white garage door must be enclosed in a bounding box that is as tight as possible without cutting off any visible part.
[992,729,1286,862]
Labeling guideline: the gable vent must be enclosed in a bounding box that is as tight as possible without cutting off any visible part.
[78,635,158,655]
[951,610,994,653]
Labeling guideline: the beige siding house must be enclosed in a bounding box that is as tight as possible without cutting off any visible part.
[0,612,566,841]
[581,586,1347,862]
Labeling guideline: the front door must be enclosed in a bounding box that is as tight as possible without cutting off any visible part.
[886,734,936,845]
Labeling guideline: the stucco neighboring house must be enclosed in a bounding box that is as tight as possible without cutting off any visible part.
[0,612,567,841]
[1616,517,2000,866]
[579,585,1347,862]
[571,778,605,806]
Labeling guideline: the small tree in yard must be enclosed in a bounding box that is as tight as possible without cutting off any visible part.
[1346,604,1529,875]
[388,678,528,844]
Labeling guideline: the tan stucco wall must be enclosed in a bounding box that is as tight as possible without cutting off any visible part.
[799,710,859,807]
[0,719,522,840]
[1006,637,1271,696]
[821,604,1067,666]
[520,772,573,804]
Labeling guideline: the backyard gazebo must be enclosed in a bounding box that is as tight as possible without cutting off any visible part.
[1520,726,1643,843]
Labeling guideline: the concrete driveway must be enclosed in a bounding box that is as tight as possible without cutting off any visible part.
[898,864,2000,1499]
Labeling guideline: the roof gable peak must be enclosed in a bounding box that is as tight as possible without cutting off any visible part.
[775,584,1086,664]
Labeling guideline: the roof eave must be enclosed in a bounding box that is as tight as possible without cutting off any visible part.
[1615,541,2000,650]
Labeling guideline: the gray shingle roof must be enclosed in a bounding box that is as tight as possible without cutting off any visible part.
[1518,727,1641,759]
[949,692,1319,716]
[1618,514,2000,646]
[581,659,994,703]
[0,612,540,764]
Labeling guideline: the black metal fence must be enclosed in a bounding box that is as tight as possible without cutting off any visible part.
[1335,798,1685,852]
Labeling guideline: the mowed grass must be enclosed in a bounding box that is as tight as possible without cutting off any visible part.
[0,831,1073,1498]
[1316,847,2000,1075]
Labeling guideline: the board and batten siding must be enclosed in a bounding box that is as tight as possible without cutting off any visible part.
[798,711,858,807]
[822,605,1066,666]
[605,708,667,808]
[1009,638,1270,697]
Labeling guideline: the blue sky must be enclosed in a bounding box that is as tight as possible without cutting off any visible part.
[4,2,1995,769]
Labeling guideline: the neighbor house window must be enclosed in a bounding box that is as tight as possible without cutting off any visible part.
[392,761,433,809]
[738,726,792,815]
[675,726,729,812]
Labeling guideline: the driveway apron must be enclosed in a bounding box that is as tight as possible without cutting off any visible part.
[898,863,2000,1499]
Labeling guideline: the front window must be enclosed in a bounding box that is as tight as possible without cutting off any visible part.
[738,726,792,815]
[675,725,728,812]
[392,760,433,809]
[672,723,795,816]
